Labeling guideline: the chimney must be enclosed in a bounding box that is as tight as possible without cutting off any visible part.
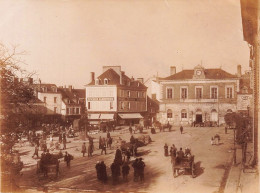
[170,66,176,75]
[137,78,144,84]
[91,72,95,82]
[237,65,241,77]
[68,85,72,92]
[120,71,125,85]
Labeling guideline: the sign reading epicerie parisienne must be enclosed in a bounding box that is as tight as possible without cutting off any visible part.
[87,97,114,101]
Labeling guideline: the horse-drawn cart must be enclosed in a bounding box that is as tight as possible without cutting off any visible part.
[172,155,195,178]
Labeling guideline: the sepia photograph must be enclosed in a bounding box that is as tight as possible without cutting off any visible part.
[0,0,259,193]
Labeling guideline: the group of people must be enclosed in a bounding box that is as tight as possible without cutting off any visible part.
[98,132,113,155]
[95,149,145,185]
[164,144,192,164]
[81,138,94,157]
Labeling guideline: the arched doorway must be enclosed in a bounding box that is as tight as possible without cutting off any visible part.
[210,109,218,122]
[195,109,202,123]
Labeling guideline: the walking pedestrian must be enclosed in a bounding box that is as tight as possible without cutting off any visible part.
[122,162,130,182]
[107,137,112,150]
[180,125,183,134]
[82,142,87,157]
[88,143,93,157]
[62,134,67,150]
[133,143,138,157]
[32,145,39,158]
[164,143,169,156]
[99,136,102,149]
[58,133,62,144]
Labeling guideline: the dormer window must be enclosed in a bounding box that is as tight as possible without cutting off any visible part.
[104,78,108,85]
[137,82,140,87]
[95,78,100,85]
[52,86,57,92]
[242,86,248,94]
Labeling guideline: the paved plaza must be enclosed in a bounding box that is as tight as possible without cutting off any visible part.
[9,126,237,193]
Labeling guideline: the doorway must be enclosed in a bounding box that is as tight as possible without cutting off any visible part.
[196,114,202,123]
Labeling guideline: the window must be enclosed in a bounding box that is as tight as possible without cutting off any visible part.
[196,87,202,99]
[127,91,130,98]
[137,91,139,98]
[110,101,113,110]
[181,109,187,119]
[54,97,57,103]
[66,108,70,115]
[226,87,233,98]
[88,102,91,109]
[167,109,172,118]
[137,82,140,87]
[76,108,80,114]
[120,102,123,110]
[104,78,108,85]
[52,87,56,92]
[181,87,188,99]
[44,97,47,103]
[167,88,173,99]
[54,107,57,114]
[211,87,218,99]
[71,108,75,114]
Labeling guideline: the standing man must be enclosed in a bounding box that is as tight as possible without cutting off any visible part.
[122,162,130,182]
[100,161,107,183]
[132,158,139,182]
[101,141,106,155]
[180,125,184,134]
[63,133,67,150]
[32,145,39,158]
[82,142,87,157]
[111,159,120,185]
[95,161,101,180]
[164,143,169,156]
[129,126,133,135]
[138,158,145,182]
[64,151,72,168]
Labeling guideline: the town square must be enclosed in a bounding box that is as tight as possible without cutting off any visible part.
[0,0,259,193]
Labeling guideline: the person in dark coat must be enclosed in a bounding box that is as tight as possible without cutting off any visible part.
[64,151,72,168]
[107,131,111,139]
[129,144,134,156]
[32,145,39,158]
[110,160,120,185]
[107,137,113,150]
[95,161,101,180]
[100,161,107,183]
[114,148,123,165]
[63,134,67,150]
[133,143,138,157]
[130,135,135,144]
[101,142,106,155]
[129,126,133,134]
[126,149,131,163]
[138,158,145,182]
[164,143,169,156]
[99,136,102,149]
[82,142,87,157]
[180,125,184,134]
[122,162,130,181]
[59,133,62,144]
[132,158,139,182]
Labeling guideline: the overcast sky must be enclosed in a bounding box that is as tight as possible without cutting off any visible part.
[0,0,250,88]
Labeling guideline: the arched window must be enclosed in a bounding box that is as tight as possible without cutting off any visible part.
[167,109,172,118]
[181,109,187,119]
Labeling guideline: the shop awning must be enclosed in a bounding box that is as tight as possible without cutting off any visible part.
[88,114,101,120]
[118,113,143,119]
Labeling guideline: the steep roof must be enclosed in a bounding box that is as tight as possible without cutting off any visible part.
[58,88,85,105]
[159,68,237,80]
[87,68,147,89]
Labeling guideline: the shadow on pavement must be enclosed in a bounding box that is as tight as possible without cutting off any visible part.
[194,161,204,177]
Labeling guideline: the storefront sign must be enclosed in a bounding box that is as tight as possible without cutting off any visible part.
[87,97,114,101]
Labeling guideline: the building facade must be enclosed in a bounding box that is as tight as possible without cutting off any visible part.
[152,65,241,126]
[86,66,147,125]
